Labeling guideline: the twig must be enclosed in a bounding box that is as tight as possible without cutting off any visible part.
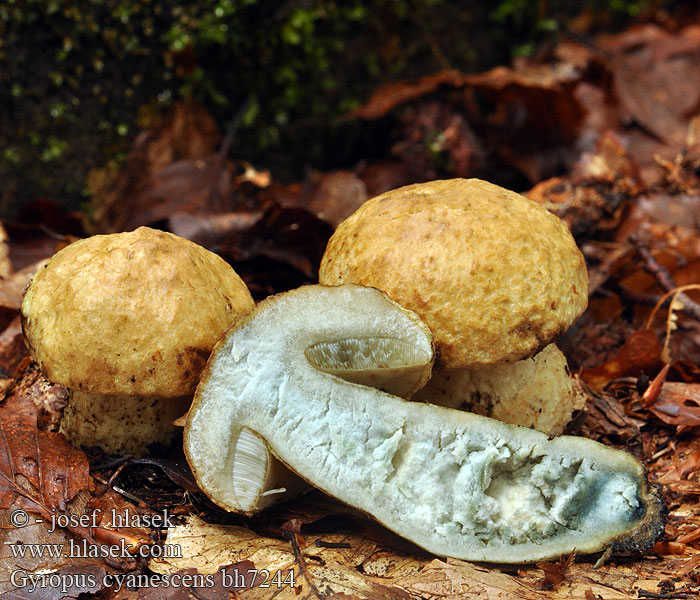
[282,529,325,600]
[90,455,132,472]
[92,473,145,505]
[630,234,700,322]
[106,460,129,487]
[637,590,695,599]
[314,538,351,549]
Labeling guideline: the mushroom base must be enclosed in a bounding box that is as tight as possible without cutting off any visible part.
[414,344,578,435]
[60,391,191,456]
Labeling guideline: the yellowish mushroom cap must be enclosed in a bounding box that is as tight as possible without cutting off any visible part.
[22,227,254,398]
[319,179,588,369]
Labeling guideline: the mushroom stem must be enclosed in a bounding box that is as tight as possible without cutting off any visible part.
[60,392,191,456]
[185,285,664,563]
[414,344,578,435]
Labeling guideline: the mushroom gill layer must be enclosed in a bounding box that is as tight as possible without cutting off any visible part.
[414,344,577,435]
[184,284,664,563]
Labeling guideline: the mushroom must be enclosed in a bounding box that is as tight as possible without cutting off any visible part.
[319,178,588,434]
[21,227,254,456]
[184,284,664,562]
[415,344,575,434]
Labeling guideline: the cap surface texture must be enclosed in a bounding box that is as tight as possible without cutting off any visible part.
[319,178,588,368]
[22,227,255,397]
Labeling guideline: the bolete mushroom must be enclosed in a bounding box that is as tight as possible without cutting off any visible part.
[184,284,664,562]
[319,178,588,434]
[21,227,254,456]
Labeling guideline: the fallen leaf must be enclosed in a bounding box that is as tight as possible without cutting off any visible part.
[89,488,155,554]
[123,154,234,230]
[87,98,223,233]
[528,176,629,237]
[0,260,47,331]
[393,558,547,600]
[647,382,700,429]
[0,391,88,513]
[536,551,575,591]
[350,70,469,121]
[261,171,370,229]
[0,498,108,597]
[150,515,423,600]
[0,316,27,377]
[580,329,663,389]
[570,380,642,442]
[391,100,484,181]
[9,361,69,433]
[111,561,260,600]
[169,202,333,286]
[528,132,640,236]
[599,24,700,148]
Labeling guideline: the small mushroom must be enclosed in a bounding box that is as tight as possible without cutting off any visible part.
[21,227,254,456]
[184,284,664,562]
[319,178,588,434]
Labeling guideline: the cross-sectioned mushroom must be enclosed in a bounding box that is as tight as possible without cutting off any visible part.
[184,284,664,563]
[319,178,588,434]
[21,227,255,456]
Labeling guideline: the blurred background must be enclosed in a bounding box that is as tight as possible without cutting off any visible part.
[1,0,693,217]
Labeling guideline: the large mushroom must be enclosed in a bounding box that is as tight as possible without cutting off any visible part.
[21,227,254,456]
[184,284,664,562]
[319,178,588,434]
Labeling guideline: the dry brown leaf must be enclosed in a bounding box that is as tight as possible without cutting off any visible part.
[350,70,469,120]
[580,329,662,389]
[169,202,333,283]
[646,382,700,429]
[398,556,700,600]
[1,562,107,599]
[0,259,47,331]
[536,551,576,591]
[571,381,642,442]
[351,60,585,183]
[599,24,700,148]
[89,488,155,554]
[0,316,27,377]
[528,132,641,236]
[275,170,369,228]
[390,100,484,181]
[123,155,234,230]
[9,361,69,433]
[0,390,88,513]
[87,99,222,233]
[110,561,259,600]
[0,493,106,596]
[352,63,583,142]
